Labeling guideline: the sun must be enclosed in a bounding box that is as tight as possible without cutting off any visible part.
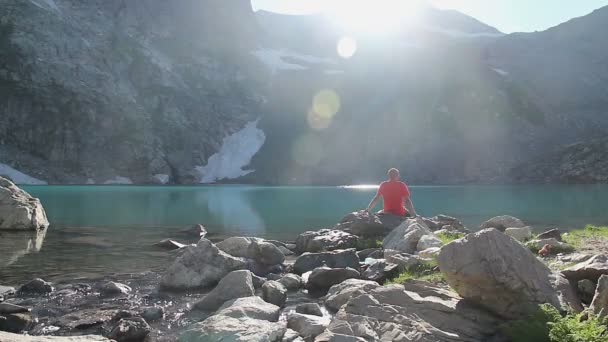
[326,0,424,34]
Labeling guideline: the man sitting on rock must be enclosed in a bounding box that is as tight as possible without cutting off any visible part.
[365,168,417,217]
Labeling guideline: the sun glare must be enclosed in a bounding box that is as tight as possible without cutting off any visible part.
[327,0,423,34]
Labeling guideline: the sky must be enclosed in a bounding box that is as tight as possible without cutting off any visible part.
[251,0,608,33]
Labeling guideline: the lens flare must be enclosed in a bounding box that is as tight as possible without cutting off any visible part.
[337,37,357,59]
[313,89,341,118]
[307,109,332,131]
[292,134,323,166]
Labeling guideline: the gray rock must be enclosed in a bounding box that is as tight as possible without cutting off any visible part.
[160,238,246,290]
[287,313,329,341]
[577,279,596,303]
[361,259,399,283]
[57,308,118,330]
[562,254,608,282]
[382,218,432,254]
[315,332,367,342]
[526,238,574,254]
[0,177,49,230]
[416,234,442,251]
[0,313,32,333]
[251,273,267,289]
[384,250,424,271]
[141,307,164,322]
[306,267,360,291]
[194,270,255,311]
[108,317,151,342]
[537,228,562,241]
[0,286,15,299]
[338,210,389,237]
[0,331,110,341]
[217,237,257,258]
[590,274,608,317]
[438,228,574,319]
[479,215,525,232]
[218,237,285,266]
[262,281,287,307]
[18,278,53,294]
[0,303,28,314]
[295,303,323,317]
[356,248,383,261]
[293,249,359,275]
[278,274,302,291]
[278,246,294,256]
[425,214,467,232]
[99,281,131,296]
[296,229,358,253]
[217,296,280,321]
[180,224,207,238]
[153,239,187,250]
[324,279,379,312]
[179,315,287,342]
[418,247,441,259]
[504,226,532,242]
[281,329,302,342]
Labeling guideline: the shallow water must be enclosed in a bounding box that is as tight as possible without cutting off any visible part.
[2,184,608,284]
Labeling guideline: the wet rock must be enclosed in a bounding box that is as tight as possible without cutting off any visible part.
[108,317,151,342]
[296,303,323,317]
[153,239,187,250]
[296,229,358,253]
[416,234,442,251]
[361,259,399,283]
[356,248,383,261]
[278,274,302,291]
[590,274,608,317]
[537,228,562,241]
[18,278,53,294]
[217,296,280,321]
[0,313,32,333]
[194,270,255,311]
[180,224,207,238]
[293,249,359,275]
[562,254,608,282]
[438,228,571,319]
[306,267,360,291]
[0,177,49,230]
[180,314,287,342]
[58,309,118,330]
[262,281,287,307]
[0,331,110,341]
[112,310,137,322]
[141,307,164,322]
[383,218,431,254]
[160,238,246,290]
[504,226,532,242]
[0,303,28,314]
[287,313,328,341]
[479,215,525,232]
[99,281,131,296]
[577,279,596,304]
[338,210,388,237]
[0,286,15,300]
[324,279,379,312]
[526,238,574,254]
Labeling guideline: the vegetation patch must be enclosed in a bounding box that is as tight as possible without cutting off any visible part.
[562,225,608,250]
[501,304,608,342]
[436,231,465,245]
[385,260,444,284]
[355,239,383,250]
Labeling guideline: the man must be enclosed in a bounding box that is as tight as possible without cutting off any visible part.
[365,168,417,217]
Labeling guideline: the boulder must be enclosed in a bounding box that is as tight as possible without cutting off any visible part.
[0,286,15,299]
[216,296,280,321]
[217,237,285,266]
[0,177,49,230]
[18,278,53,294]
[551,273,584,313]
[356,248,383,261]
[0,313,32,332]
[160,238,246,290]
[179,315,286,342]
[0,332,110,341]
[315,332,367,342]
[526,238,574,254]
[295,229,358,253]
[293,249,359,275]
[361,259,399,283]
[384,251,424,271]
[108,317,151,342]
[479,215,525,232]
[590,274,608,317]
[153,239,187,250]
[287,313,329,341]
[382,218,431,254]
[323,284,500,341]
[141,307,164,322]
[216,237,257,258]
[194,270,255,311]
[325,279,379,312]
[537,228,562,241]
[99,281,131,296]
[416,235,442,251]
[504,226,532,242]
[562,254,608,282]
[179,224,207,238]
[577,279,597,303]
[296,303,323,317]
[278,274,302,291]
[262,281,287,307]
[306,267,360,291]
[422,215,467,232]
[282,329,302,342]
[418,247,441,259]
[0,303,28,314]
[251,273,266,289]
[438,228,569,319]
[338,210,389,236]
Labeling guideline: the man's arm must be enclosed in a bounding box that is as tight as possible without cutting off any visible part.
[366,192,381,212]
[404,197,417,217]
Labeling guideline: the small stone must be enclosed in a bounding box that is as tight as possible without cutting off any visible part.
[479,215,525,232]
[108,317,151,342]
[18,278,53,294]
[537,228,562,241]
[100,281,131,296]
[0,303,29,314]
[295,303,323,317]
[278,274,302,291]
[262,281,287,307]
[141,307,164,322]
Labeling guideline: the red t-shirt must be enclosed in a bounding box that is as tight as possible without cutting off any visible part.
[378,180,410,216]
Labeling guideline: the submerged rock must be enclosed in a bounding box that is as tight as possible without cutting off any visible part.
[293,249,359,275]
[99,281,131,296]
[0,177,49,231]
[479,215,525,232]
[18,278,53,294]
[108,317,151,342]
[295,229,358,253]
[194,270,255,311]
[160,238,246,290]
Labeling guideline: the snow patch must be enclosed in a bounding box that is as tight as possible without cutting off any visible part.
[492,68,509,76]
[0,163,47,185]
[424,26,504,39]
[103,176,134,185]
[28,0,60,13]
[152,174,170,185]
[196,120,266,184]
[252,48,335,73]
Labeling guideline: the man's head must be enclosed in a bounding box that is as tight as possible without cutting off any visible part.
[387,168,400,181]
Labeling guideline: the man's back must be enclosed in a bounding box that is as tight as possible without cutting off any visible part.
[379,180,410,216]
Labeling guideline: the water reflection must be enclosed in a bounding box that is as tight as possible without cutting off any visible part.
[0,228,47,267]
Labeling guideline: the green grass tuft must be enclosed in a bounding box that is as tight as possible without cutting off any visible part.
[436,231,466,245]
[355,239,383,250]
[385,260,444,284]
[562,225,608,249]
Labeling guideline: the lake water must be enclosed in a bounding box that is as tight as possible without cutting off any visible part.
[2,184,608,284]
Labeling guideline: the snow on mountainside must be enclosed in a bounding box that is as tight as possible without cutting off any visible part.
[0,164,47,185]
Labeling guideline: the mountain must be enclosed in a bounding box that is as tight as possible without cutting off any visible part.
[0,0,607,185]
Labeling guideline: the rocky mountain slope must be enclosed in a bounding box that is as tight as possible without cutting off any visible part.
[0,0,607,184]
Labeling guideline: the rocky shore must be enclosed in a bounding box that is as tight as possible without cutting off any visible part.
[1,177,608,341]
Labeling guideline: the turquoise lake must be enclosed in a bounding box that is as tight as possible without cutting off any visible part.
[2,184,608,284]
